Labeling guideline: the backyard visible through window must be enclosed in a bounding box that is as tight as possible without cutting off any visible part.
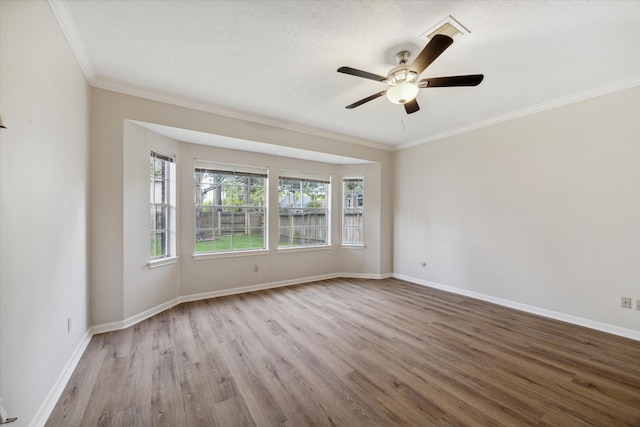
[343,177,364,245]
[150,151,175,259]
[194,161,267,253]
[278,171,330,247]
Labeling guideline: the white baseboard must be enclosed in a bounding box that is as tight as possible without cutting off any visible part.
[90,272,392,334]
[30,330,92,427]
[338,272,394,280]
[124,298,179,330]
[89,319,126,335]
[393,273,640,342]
[179,273,338,304]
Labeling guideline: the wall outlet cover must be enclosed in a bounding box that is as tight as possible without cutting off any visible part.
[621,297,632,309]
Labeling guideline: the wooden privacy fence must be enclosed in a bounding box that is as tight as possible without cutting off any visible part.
[196,211,263,240]
[195,211,362,244]
[279,212,326,245]
[343,211,363,243]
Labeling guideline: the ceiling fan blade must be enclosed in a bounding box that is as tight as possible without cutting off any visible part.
[404,99,420,114]
[345,91,387,109]
[418,74,484,88]
[409,34,454,76]
[337,66,387,82]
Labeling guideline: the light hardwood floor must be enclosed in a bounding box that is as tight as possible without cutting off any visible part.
[46,278,640,426]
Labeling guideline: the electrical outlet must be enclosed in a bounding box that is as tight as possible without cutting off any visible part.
[635,299,640,310]
[67,317,72,332]
[621,297,632,309]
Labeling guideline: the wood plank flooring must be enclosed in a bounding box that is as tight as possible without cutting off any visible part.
[46,278,640,426]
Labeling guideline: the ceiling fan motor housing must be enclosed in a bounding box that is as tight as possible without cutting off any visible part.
[386,65,417,85]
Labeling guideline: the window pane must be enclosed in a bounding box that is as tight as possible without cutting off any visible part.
[278,172,329,246]
[195,229,214,253]
[149,205,156,231]
[155,206,166,230]
[194,164,267,253]
[150,152,176,260]
[150,233,157,258]
[343,178,364,245]
[151,231,166,257]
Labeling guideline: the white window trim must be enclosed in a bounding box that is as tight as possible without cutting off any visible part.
[277,170,331,248]
[277,244,334,254]
[342,176,364,246]
[148,256,179,269]
[193,249,271,261]
[150,149,177,261]
[194,159,269,255]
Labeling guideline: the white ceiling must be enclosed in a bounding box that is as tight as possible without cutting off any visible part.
[54,0,640,151]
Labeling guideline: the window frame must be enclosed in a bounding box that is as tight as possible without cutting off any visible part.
[278,170,331,249]
[342,177,364,247]
[194,160,268,255]
[149,150,177,263]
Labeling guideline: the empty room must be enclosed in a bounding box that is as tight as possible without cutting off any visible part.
[0,0,639,426]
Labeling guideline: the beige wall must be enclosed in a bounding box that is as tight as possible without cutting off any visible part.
[0,1,90,424]
[92,89,394,327]
[394,87,640,334]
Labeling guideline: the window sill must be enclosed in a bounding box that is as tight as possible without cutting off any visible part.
[277,245,334,254]
[193,249,271,261]
[341,244,366,249]
[148,256,179,269]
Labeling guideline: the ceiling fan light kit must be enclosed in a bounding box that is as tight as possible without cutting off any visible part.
[384,50,419,104]
[386,82,419,104]
[337,33,483,114]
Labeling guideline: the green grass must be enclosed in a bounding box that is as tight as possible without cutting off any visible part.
[150,237,165,258]
[195,233,265,252]
[154,233,324,256]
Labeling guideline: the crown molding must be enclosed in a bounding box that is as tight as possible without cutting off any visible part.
[397,74,640,151]
[92,78,394,152]
[48,0,95,83]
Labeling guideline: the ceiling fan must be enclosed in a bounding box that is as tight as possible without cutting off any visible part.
[337,34,483,114]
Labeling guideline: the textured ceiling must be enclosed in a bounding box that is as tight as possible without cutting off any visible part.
[55,0,640,150]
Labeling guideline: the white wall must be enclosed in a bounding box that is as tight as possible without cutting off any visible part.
[92,89,394,327]
[394,87,640,334]
[123,123,181,320]
[0,1,90,425]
